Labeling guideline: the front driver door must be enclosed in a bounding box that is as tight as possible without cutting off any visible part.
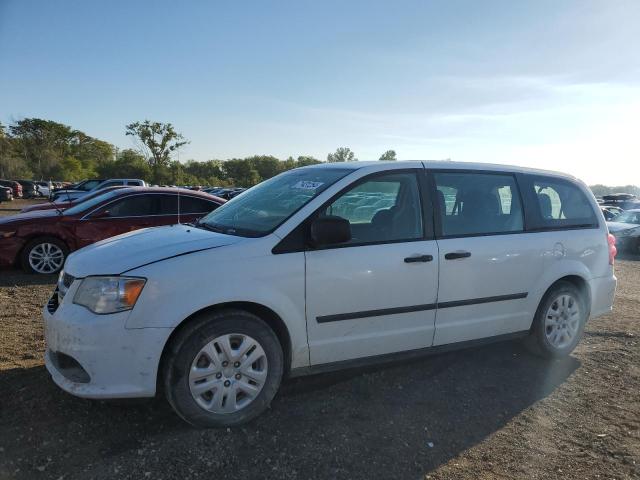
[305,169,439,366]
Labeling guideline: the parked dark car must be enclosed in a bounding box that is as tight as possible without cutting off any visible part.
[0,179,22,198]
[20,186,128,213]
[601,193,640,211]
[16,180,39,198]
[0,186,13,202]
[0,187,225,274]
[600,206,620,221]
[607,209,640,254]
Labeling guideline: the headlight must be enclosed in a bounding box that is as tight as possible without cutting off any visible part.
[73,276,146,314]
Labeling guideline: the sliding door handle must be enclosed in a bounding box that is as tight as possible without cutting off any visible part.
[445,251,471,260]
[404,254,434,263]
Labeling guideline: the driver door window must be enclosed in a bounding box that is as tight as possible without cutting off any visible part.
[100,195,156,217]
[321,172,423,245]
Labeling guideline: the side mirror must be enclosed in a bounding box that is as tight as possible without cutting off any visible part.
[310,215,351,247]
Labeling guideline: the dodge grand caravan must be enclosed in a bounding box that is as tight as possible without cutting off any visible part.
[43,161,617,427]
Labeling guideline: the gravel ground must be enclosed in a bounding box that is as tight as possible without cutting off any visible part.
[0,202,638,479]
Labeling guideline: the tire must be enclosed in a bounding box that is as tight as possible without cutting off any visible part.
[164,309,284,428]
[20,236,68,274]
[525,280,588,358]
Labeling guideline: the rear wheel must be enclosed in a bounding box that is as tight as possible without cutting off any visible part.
[164,309,283,428]
[20,237,68,274]
[526,281,587,358]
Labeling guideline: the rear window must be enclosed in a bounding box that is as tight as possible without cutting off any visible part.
[527,176,597,229]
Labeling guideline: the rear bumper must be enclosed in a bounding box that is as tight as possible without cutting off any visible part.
[589,274,617,319]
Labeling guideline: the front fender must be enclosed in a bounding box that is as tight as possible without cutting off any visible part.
[125,245,308,368]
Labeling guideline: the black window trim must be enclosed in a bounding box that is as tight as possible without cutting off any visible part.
[274,167,602,251]
[272,168,435,254]
[428,168,528,240]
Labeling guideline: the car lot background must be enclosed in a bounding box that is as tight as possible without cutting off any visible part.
[0,199,638,480]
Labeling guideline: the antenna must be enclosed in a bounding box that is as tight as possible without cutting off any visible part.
[177,188,181,225]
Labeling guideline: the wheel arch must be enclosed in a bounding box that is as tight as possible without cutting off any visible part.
[157,301,293,392]
[18,234,71,272]
[530,273,592,332]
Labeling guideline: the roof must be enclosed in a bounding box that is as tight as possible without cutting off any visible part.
[113,186,225,202]
[300,160,582,181]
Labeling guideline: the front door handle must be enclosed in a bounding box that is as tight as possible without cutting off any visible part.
[444,251,471,260]
[404,254,434,263]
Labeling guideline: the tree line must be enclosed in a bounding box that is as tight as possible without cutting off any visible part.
[0,118,397,187]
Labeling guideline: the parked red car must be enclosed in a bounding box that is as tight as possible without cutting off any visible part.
[0,187,225,274]
[20,186,127,213]
[0,180,23,198]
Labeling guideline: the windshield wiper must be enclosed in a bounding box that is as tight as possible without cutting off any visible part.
[194,222,227,234]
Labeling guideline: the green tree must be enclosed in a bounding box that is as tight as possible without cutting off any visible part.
[327,147,356,163]
[7,118,115,180]
[0,122,31,178]
[379,149,397,161]
[223,158,261,186]
[296,155,322,167]
[125,120,189,182]
[9,118,75,177]
[246,155,282,180]
[98,149,152,181]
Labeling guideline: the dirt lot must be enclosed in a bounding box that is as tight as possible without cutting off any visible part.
[0,197,46,214]
[0,201,638,479]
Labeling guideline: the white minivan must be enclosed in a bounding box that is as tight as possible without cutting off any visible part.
[43,161,617,427]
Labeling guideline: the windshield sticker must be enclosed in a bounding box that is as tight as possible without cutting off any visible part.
[291,181,324,190]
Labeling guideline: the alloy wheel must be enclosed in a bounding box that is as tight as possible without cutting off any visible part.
[28,242,65,274]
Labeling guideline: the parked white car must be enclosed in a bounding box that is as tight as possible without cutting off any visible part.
[43,161,617,427]
[35,181,53,197]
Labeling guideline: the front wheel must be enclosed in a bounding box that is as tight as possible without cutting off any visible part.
[164,309,284,428]
[20,237,68,274]
[525,281,588,358]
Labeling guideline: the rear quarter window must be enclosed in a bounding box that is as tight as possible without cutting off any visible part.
[525,176,598,230]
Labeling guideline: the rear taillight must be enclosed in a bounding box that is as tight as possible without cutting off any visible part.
[608,233,617,266]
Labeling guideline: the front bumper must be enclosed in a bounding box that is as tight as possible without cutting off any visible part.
[43,286,172,399]
[0,237,23,267]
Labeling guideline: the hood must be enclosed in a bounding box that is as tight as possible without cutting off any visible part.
[0,208,61,226]
[21,202,66,213]
[607,222,639,233]
[64,224,244,277]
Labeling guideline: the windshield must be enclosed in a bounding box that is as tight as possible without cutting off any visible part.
[614,211,640,224]
[198,167,351,236]
[63,190,123,216]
